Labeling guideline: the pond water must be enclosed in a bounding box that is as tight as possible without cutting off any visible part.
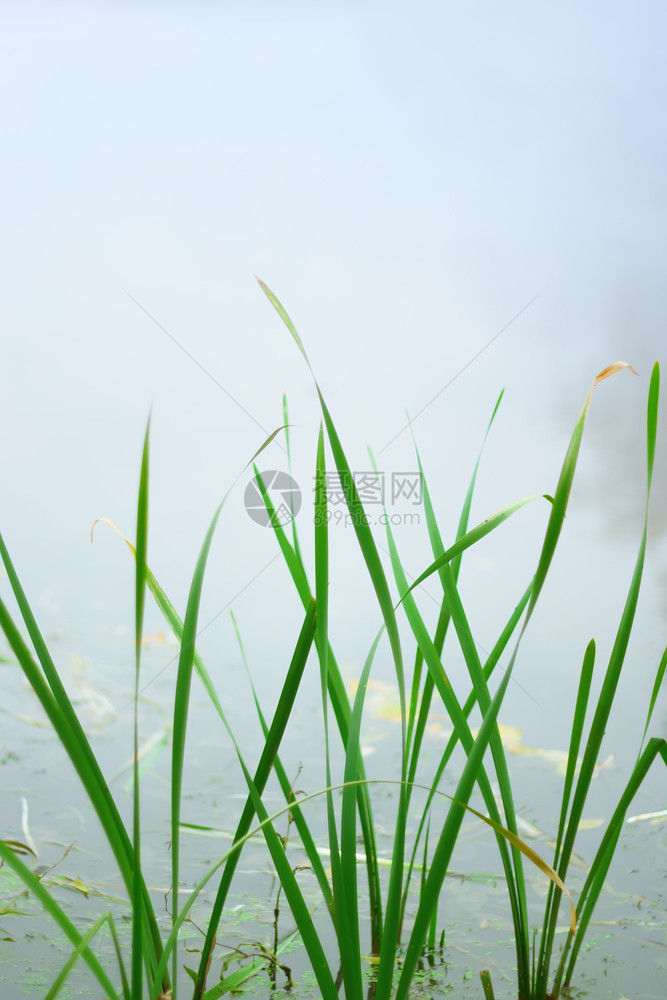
[3,3,667,997]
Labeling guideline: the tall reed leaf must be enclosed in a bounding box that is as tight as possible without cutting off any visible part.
[133,420,150,1000]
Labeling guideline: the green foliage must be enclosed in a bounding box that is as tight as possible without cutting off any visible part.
[0,285,664,1000]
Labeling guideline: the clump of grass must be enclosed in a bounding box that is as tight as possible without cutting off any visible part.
[0,282,664,1000]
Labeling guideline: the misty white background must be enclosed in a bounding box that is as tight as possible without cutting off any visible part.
[2,1,666,753]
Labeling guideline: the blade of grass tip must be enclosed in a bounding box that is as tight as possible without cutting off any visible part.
[256,275,311,368]
[399,413,526,941]
[0,533,165,984]
[243,424,289,465]
[257,280,404,731]
[526,362,639,627]
[398,388,504,699]
[319,391,406,713]
[315,424,363,1000]
[638,644,667,756]
[0,841,122,1000]
[554,363,658,890]
[133,419,150,1000]
[513,363,645,994]
[398,398,492,770]
[171,497,226,995]
[556,737,667,995]
[192,603,320,999]
[400,495,538,602]
[544,362,657,995]
[417,388,504,583]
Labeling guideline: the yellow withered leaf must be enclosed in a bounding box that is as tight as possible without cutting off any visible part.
[594,361,639,385]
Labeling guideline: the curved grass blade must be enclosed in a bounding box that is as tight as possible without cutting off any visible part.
[398,495,538,602]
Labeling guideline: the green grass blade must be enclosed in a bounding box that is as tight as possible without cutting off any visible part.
[314,392,408,1000]
[399,495,538,601]
[535,639,596,996]
[133,420,150,1000]
[556,737,667,995]
[312,417,407,997]
[638,644,667,756]
[256,275,311,366]
[314,423,362,1000]
[399,580,533,942]
[282,395,303,562]
[526,362,641,627]
[171,497,226,994]
[257,280,405,731]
